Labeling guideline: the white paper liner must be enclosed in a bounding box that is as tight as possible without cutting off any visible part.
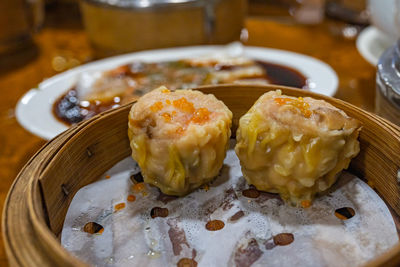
[61,141,399,267]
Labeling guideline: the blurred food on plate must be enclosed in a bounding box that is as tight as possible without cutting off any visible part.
[54,54,307,125]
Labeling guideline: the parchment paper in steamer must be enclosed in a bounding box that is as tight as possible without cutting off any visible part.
[61,142,399,267]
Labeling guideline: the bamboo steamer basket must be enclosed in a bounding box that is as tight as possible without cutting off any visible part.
[3,84,400,266]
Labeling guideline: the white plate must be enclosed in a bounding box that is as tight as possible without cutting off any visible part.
[16,45,338,140]
[356,26,396,66]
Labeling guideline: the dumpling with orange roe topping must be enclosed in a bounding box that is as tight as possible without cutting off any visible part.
[128,86,232,196]
[235,90,361,206]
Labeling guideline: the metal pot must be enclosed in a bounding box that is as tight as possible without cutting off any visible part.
[376,39,400,126]
[79,0,247,57]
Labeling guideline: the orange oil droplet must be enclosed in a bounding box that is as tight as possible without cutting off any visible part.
[127,195,136,202]
[132,182,146,192]
[114,202,126,211]
[300,200,311,208]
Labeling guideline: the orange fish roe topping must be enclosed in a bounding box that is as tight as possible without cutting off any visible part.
[132,182,146,192]
[161,112,172,122]
[161,88,170,93]
[127,195,136,202]
[176,127,185,135]
[165,99,171,105]
[171,110,177,116]
[105,175,111,179]
[300,200,311,208]
[274,97,312,118]
[191,108,210,124]
[173,97,195,113]
[114,202,126,211]
[150,101,163,112]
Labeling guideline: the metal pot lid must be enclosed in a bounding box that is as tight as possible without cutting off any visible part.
[377,39,400,99]
[82,0,210,9]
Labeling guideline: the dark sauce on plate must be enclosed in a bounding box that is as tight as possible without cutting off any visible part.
[256,61,307,88]
[53,88,119,125]
[53,60,307,125]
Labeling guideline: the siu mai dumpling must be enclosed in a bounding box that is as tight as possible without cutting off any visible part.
[235,90,361,206]
[128,86,232,196]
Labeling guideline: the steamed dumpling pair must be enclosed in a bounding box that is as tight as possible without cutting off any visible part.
[128,87,361,206]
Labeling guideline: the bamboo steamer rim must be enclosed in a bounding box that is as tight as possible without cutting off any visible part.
[3,84,400,267]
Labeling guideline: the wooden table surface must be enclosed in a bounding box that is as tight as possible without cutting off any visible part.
[0,3,376,265]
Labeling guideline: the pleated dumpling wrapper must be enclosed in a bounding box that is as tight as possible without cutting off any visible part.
[235,90,361,207]
[128,87,232,196]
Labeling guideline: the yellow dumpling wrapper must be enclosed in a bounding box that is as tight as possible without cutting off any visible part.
[235,90,361,206]
[128,87,232,196]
